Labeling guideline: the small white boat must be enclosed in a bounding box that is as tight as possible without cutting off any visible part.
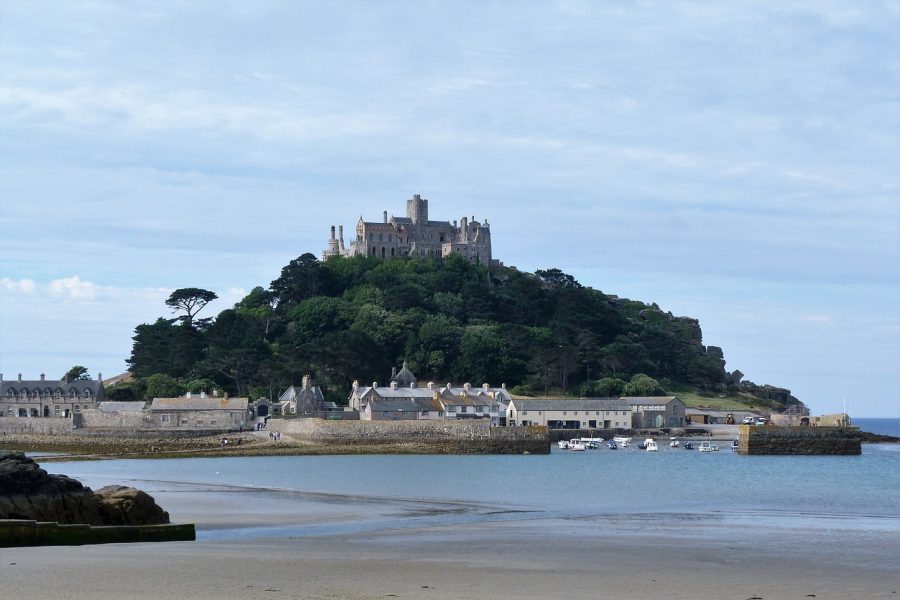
[699,440,719,452]
[557,440,570,450]
[669,438,680,448]
[613,436,632,444]
[646,439,658,452]
[620,440,629,447]
[731,440,739,452]
[569,440,586,451]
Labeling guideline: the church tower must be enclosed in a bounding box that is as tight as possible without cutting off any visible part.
[406,194,428,225]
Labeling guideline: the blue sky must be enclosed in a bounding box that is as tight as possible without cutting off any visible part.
[1,1,898,417]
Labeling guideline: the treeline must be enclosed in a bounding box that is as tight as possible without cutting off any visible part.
[112,253,730,403]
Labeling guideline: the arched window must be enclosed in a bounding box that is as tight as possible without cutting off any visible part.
[368,233,373,241]
[74,405,81,413]
[371,246,376,255]
[381,247,385,258]
[391,248,395,257]
[388,234,392,242]
[378,233,383,241]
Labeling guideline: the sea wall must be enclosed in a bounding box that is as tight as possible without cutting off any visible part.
[0,418,73,435]
[0,520,195,547]
[737,425,862,455]
[267,418,549,454]
[78,408,149,430]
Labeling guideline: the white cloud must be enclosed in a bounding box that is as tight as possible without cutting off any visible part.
[0,277,36,293]
[48,276,101,300]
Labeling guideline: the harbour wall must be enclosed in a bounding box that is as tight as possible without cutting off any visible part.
[267,418,550,454]
[0,520,195,547]
[737,425,862,455]
[0,418,73,435]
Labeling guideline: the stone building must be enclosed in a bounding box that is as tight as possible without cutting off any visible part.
[323,194,493,265]
[349,363,510,424]
[623,396,686,428]
[148,395,250,430]
[277,375,327,414]
[506,398,632,429]
[0,372,105,419]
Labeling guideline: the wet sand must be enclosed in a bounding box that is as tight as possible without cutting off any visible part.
[3,482,898,600]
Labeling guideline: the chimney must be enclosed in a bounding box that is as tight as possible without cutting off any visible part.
[18,373,22,381]
[446,383,451,390]
[352,379,359,391]
[40,373,45,381]
[391,366,397,380]
[302,374,310,389]
[97,372,102,382]
[338,225,345,251]
[383,210,388,223]
[213,389,219,397]
[391,381,398,390]
[410,382,416,388]
[186,391,192,398]
[464,382,471,392]
[501,383,506,389]
[372,381,378,389]
[330,225,336,241]
[200,391,206,398]
[483,383,490,391]
[427,382,434,390]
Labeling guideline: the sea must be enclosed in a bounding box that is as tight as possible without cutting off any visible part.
[855,417,900,437]
[44,432,900,542]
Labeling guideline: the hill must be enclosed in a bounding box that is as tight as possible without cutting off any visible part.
[115,253,803,413]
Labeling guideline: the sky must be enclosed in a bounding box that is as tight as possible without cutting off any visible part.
[1,0,898,417]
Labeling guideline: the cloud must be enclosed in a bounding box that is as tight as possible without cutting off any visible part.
[0,277,36,293]
[48,276,100,300]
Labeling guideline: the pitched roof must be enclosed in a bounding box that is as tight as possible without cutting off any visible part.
[620,396,681,405]
[1,378,103,395]
[509,398,629,411]
[359,386,437,399]
[149,397,248,411]
[366,396,444,412]
[97,401,145,413]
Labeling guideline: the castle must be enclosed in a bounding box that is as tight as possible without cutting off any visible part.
[323,194,494,265]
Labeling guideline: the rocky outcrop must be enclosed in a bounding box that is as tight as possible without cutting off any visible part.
[0,450,169,525]
[94,485,169,525]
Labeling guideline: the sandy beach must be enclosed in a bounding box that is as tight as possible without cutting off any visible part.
[3,480,898,600]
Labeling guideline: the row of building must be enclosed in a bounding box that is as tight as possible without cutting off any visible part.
[0,367,688,431]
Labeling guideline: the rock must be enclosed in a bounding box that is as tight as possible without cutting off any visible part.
[0,450,169,525]
[94,486,169,525]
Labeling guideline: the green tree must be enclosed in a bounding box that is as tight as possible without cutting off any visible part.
[62,365,92,381]
[145,373,185,399]
[623,373,665,396]
[165,287,218,326]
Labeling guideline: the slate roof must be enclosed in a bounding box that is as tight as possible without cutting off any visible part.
[358,386,437,399]
[278,385,325,403]
[509,398,629,412]
[620,396,682,405]
[97,402,145,413]
[366,397,444,412]
[149,397,249,411]
[1,378,103,396]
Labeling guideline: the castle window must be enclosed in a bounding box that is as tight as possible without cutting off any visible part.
[74,405,80,413]
[55,405,60,415]
[381,247,385,258]
[378,234,383,241]
[388,234,392,242]
[391,248,395,257]
[368,233,373,241]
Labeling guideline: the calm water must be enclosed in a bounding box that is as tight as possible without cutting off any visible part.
[45,442,900,540]
[855,417,900,437]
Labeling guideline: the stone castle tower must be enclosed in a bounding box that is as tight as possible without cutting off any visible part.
[323,194,493,265]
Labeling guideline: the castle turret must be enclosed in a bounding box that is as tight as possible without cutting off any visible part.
[407,194,428,225]
[323,225,341,259]
[338,225,345,252]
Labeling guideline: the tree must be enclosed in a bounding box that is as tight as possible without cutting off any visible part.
[623,374,665,396]
[62,366,92,381]
[165,288,218,326]
[145,373,185,399]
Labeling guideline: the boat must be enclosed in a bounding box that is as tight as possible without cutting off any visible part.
[637,438,654,450]
[607,441,617,449]
[613,436,632,444]
[579,436,603,449]
[620,440,629,448]
[683,441,693,450]
[646,439,658,452]
[731,440,739,452]
[669,438,680,448]
[569,440,586,451]
[557,440,570,450]
[699,440,719,452]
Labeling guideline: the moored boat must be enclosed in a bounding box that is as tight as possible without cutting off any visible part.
[646,439,658,452]
[613,436,632,444]
[557,440,570,450]
[699,440,719,452]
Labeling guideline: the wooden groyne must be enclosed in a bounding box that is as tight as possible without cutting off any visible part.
[737,425,862,455]
[1,520,195,547]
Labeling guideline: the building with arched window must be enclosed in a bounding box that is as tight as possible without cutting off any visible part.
[323,194,495,266]
[0,372,105,419]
